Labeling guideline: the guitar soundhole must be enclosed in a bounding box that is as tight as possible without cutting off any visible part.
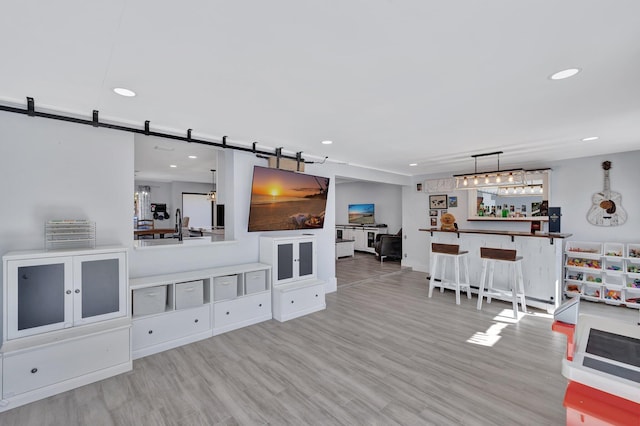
[599,200,616,214]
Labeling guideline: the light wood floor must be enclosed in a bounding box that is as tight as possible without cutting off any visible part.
[336,251,403,287]
[1,254,573,425]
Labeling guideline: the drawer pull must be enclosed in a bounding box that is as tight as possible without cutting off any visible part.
[194,319,199,323]
[31,368,38,374]
[148,330,153,334]
[66,290,72,295]
[75,289,80,294]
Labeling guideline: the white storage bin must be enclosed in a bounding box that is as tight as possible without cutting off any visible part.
[245,270,267,294]
[133,285,167,316]
[175,280,204,310]
[214,275,238,301]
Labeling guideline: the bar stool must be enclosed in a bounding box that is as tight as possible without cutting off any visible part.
[428,243,471,305]
[476,247,527,319]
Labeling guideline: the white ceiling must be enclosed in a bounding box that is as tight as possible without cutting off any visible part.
[2,1,640,179]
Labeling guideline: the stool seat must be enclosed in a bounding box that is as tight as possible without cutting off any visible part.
[429,243,471,305]
[476,247,527,318]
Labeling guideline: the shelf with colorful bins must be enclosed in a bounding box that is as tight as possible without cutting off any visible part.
[563,241,640,309]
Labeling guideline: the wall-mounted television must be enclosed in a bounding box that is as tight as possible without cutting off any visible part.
[348,203,375,224]
[248,166,330,232]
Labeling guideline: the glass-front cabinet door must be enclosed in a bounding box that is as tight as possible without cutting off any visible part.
[298,241,314,278]
[7,257,74,339]
[6,251,127,340]
[73,252,127,325]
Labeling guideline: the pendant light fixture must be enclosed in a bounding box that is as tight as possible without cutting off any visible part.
[207,169,216,201]
[453,151,527,189]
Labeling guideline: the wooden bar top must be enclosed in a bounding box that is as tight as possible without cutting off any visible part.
[419,227,572,239]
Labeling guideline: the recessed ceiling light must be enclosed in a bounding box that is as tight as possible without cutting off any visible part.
[113,87,136,97]
[188,155,197,159]
[549,68,580,80]
[321,140,333,145]
[409,163,418,167]
[581,136,599,142]
[169,164,177,168]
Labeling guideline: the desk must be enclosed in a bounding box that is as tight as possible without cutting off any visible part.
[336,239,355,259]
[134,228,176,239]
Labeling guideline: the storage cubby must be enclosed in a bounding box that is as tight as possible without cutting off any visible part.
[627,244,640,259]
[175,280,205,310]
[603,258,624,273]
[133,285,170,316]
[563,241,640,311]
[130,262,272,358]
[565,241,602,257]
[213,275,240,301]
[582,283,602,301]
[603,243,624,258]
[565,256,602,270]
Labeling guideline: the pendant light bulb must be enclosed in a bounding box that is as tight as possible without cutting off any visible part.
[473,176,478,185]
[484,175,489,184]
[496,175,501,183]
[463,177,468,186]
[508,173,514,183]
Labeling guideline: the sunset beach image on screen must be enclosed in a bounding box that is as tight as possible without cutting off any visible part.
[348,203,375,224]
[247,166,330,231]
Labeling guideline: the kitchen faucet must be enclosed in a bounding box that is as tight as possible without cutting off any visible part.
[175,208,183,241]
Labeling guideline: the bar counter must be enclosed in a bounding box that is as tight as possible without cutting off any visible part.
[420,227,573,312]
[419,227,572,241]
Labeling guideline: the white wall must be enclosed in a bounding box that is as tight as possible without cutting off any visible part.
[335,181,402,233]
[0,113,133,253]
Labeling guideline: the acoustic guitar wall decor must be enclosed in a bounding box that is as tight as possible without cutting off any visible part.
[587,161,627,226]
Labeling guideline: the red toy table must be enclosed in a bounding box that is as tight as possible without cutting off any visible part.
[553,320,640,425]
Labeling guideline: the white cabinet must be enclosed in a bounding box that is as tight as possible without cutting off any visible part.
[3,326,130,399]
[1,246,131,413]
[5,250,127,340]
[563,241,640,310]
[260,235,326,322]
[272,280,326,322]
[130,263,272,358]
[260,236,316,285]
[211,264,272,336]
[336,225,387,254]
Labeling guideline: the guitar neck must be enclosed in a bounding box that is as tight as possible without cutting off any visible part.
[603,170,610,192]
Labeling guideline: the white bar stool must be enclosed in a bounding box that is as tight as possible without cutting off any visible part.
[428,243,471,305]
[476,247,527,319]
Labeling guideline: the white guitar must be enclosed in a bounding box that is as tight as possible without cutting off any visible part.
[587,161,627,226]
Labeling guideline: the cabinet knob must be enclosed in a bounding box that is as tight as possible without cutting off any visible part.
[75,289,80,294]
[226,311,230,315]
[66,290,72,295]
[258,303,262,307]
[291,300,294,304]
[31,368,38,374]
[148,330,153,334]
[315,294,318,297]
[194,319,199,323]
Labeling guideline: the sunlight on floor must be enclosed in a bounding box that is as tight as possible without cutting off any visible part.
[467,309,527,347]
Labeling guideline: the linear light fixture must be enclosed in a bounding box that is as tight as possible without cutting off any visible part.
[453,151,527,189]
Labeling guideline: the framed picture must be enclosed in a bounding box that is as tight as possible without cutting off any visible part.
[429,194,448,209]
[430,217,438,227]
[448,196,458,208]
[429,209,438,217]
[416,183,423,192]
[441,209,448,215]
